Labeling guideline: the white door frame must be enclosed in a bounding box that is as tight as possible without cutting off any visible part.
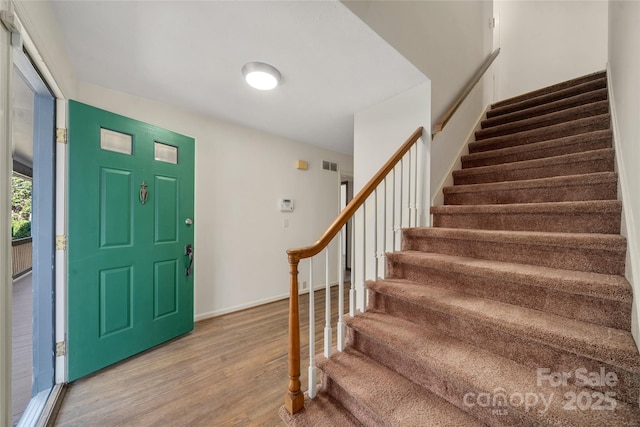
[9,7,67,385]
[1,2,15,425]
[1,5,68,425]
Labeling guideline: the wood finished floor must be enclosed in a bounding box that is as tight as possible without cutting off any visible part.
[53,284,350,426]
[12,272,33,426]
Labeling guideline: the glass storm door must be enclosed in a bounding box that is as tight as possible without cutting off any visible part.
[67,101,195,381]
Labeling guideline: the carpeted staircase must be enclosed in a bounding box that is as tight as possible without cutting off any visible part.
[281,71,640,426]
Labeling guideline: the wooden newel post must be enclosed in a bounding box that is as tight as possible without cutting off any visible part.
[284,255,304,414]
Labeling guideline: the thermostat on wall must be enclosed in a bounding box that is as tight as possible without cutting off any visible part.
[280,198,294,212]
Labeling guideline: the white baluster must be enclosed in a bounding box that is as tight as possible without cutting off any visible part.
[308,258,317,398]
[337,229,345,351]
[382,178,387,278]
[413,144,419,227]
[349,213,356,317]
[399,158,404,235]
[324,248,332,358]
[392,167,396,251]
[362,204,367,313]
[407,148,412,228]
[374,189,378,279]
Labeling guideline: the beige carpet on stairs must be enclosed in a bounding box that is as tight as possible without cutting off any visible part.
[281,70,640,426]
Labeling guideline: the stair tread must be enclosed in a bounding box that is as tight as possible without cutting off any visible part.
[279,393,362,427]
[476,100,609,140]
[454,148,613,180]
[482,88,608,128]
[431,200,621,215]
[317,348,486,426]
[347,311,640,426]
[404,227,626,251]
[469,114,611,154]
[367,278,639,372]
[490,72,606,110]
[404,226,625,275]
[462,129,612,167]
[443,171,617,195]
[387,250,631,302]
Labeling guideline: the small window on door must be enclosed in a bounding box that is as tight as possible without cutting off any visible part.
[154,142,178,164]
[100,128,132,155]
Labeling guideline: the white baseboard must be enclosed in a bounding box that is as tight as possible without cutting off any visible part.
[607,63,640,352]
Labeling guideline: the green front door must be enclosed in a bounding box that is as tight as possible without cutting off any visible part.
[67,101,195,381]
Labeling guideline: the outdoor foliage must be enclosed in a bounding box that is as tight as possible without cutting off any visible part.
[11,175,32,239]
[12,220,31,239]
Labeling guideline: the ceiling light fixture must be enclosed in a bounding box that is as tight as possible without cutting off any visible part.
[241,62,281,90]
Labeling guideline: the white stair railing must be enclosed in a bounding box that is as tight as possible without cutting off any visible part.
[284,127,427,413]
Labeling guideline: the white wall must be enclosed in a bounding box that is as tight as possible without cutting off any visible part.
[345,0,498,210]
[430,65,497,207]
[608,0,640,348]
[343,0,493,128]
[354,83,430,192]
[494,0,608,100]
[353,82,430,309]
[78,83,353,319]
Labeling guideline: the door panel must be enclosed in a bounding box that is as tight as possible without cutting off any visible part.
[154,175,178,243]
[99,266,133,336]
[154,260,178,318]
[100,168,133,247]
[68,101,194,381]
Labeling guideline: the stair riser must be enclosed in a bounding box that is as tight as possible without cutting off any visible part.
[482,89,608,129]
[454,156,614,185]
[387,260,630,330]
[347,328,522,427]
[462,132,612,169]
[402,234,625,275]
[444,181,617,206]
[490,74,606,113]
[367,292,639,406]
[321,376,381,427]
[469,115,610,155]
[431,210,621,234]
[476,102,609,141]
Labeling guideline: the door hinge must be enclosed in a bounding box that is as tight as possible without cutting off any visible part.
[56,128,68,144]
[56,235,67,250]
[55,341,66,357]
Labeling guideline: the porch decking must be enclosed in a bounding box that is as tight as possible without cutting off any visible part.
[12,272,32,426]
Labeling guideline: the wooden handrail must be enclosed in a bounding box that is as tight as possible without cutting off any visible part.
[433,48,500,136]
[287,126,423,263]
[284,126,423,414]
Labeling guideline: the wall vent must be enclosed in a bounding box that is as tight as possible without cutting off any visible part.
[322,160,338,172]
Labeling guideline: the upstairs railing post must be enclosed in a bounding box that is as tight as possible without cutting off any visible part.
[284,255,304,414]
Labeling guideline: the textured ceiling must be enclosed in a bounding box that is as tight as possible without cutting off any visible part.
[50,0,427,154]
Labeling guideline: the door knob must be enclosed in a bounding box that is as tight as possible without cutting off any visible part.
[185,218,193,225]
